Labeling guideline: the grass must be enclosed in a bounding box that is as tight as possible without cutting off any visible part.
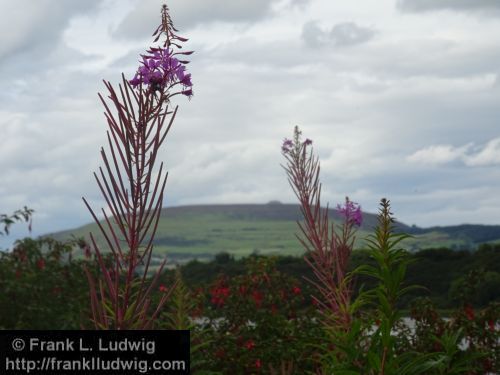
[45,204,484,264]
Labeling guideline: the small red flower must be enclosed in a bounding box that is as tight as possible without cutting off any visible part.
[255,359,262,369]
[244,340,255,350]
[36,258,46,270]
[464,304,475,321]
[15,269,22,279]
[292,286,301,295]
[219,287,230,297]
[311,297,319,306]
[252,290,263,308]
[159,284,168,293]
[239,285,247,295]
[211,286,230,307]
[488,319,495,332]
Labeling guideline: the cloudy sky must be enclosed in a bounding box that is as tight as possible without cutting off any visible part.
[1,0,500,247]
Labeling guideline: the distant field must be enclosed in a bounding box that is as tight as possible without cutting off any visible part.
[44,203,500,264]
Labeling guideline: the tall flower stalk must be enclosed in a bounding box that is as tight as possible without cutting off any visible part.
[83,4,193,329]
[282,126,361,330]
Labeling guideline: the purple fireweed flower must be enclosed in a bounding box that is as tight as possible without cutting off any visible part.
[176,65,192,86]
[282,138,294,153]
[336,198,363,227]
[130,47,193,97]
[303,138,313,146]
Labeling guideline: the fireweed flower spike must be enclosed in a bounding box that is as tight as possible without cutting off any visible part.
[82,4,193,329]
[281,138,293,153]
[129,48,193,97]
[282,126,359,330]
[129,5,193,99]
[336,197,363,227]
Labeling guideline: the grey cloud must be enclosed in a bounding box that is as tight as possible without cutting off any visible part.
[365,41,500,80]
[340,157,500,226]
[493,72,500,88]
[181,29,500,153]
[213,26,500,82]
[465,139,500,166]
[113,0,280,40]
[0,0,101,62]
[289,0,310,8]
[397,0,500,13]
[393,187,500,226]
[330,22,376,46]
[302,21,375,47]
[301,21,327,47]
[0,44,100,109]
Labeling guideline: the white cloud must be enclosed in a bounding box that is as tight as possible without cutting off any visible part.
[393,185,500,226]
[408,138,500,167]
[465,138,500,166]
[407,144,472,165]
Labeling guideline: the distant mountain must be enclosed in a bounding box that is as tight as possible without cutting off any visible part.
[44,202,500,264]
[406,224,500,244]
[154,202,412,231]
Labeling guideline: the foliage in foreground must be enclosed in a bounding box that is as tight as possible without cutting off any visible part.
[281,127,498,374]
[0,232,498,373]
[0,237,92,329]
[82,3,192,330]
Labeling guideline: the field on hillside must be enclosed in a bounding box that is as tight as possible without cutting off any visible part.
[43,203,494,265]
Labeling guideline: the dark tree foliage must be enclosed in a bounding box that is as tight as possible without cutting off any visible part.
[176,247,500,309]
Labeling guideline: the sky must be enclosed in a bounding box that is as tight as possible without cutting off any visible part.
[1,0,500,247]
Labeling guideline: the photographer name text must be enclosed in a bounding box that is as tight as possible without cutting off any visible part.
[27,338,155,354]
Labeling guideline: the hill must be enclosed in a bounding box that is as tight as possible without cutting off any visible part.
[44,202,500,264]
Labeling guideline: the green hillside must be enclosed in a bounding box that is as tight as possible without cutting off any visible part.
[44,202,500,264]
